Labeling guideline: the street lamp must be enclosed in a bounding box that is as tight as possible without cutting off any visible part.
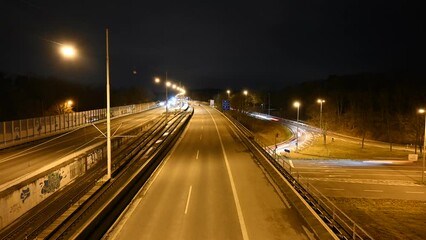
[66,100,74,113]
[166,81,171,113]
[106,28,112,180]
[60,45,77,59]
[154,76,172,113]
[226,90,231,99]
[243,90,248,111]
[293,101,300,152]
[418,108,426,184]
[317,99,325,129]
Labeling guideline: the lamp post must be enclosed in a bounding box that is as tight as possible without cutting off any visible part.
[155,76,171,113]
[419,108,426,184]
[243,90,248,111]
[293,101,300,152]
[106,28,112,180]
[166,81,171,113]
[227,90,231,99]
[317,99,325,144]
[317,99,325,129]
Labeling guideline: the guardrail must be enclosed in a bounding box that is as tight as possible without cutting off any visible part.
[225,112,374,240]
[0,102,158,149]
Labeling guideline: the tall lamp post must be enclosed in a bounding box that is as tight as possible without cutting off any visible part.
[227,89,231,99]
[106,28,112,180]
[317,99,325,129]
[243,90,248,111]
[317,99,325,144]
[155,77,171,113]
[293,101,300,152]
[419,108,426,184]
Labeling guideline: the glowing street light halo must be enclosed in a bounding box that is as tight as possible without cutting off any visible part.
[60,45,77,58]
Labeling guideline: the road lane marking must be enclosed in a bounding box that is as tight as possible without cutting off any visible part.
[208,109,250,240]
[289,160,294,168]
[302,225,316,240]
[196,150,199,160]
[406,191,424,194]
[185,185,193,214]
[363,190,383,192]
[325,188,344,191]
[327,175,351,178]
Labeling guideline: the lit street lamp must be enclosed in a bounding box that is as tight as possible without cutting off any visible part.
[317,99,325,144]
[105,28,112,180]
[166,81,171,113]
[243,90,248,111]
[293,101,300,152]
[54,33,110,179]
[155,75,171,114]
[419,108,426,184]
[227,89,231,99]
[60,45,77,59]
[317,99,325,129]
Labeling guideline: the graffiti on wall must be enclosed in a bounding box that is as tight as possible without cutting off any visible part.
[87,148,102,170]
[20,188,30,203]
[40,171,64,195]
[9,203,21,214]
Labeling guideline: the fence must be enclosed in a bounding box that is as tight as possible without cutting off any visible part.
[261,141,374,239]
[0,102,157,149]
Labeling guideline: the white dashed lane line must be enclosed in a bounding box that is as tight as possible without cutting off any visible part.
[324,188,345,191]
[406,191,424,194]
[363,190,383,192]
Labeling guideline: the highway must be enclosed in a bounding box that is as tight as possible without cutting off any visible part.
[0,108,164,190]
[287,159,426,201]
[107,105,314,240]
[251,113,426,201]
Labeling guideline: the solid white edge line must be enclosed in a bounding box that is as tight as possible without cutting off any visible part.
[215,109,337,240]
[185,185,193,214]
[206,108,250,240]
[103,114,193,239]
[289,159,295,168]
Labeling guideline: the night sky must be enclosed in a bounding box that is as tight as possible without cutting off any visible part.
[1,0,424,90]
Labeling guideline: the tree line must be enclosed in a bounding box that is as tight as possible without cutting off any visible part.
[214,73,426,150]
[0,72,155,121]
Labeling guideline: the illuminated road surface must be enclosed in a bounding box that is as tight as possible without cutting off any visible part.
[0,108,164,190]
[108,106,313,240]
[284,159,426,201]
[251,112,425,201]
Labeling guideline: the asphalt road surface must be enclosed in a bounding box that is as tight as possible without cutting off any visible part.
[287,159,426,201]
[108,105,314,240]
[0,108,164,190]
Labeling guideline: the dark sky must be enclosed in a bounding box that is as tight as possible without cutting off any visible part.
[1,0,424,90]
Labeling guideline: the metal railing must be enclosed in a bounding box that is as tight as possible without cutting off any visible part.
[225,111,373,239]
[0,102,158,149]
[260,140,374,240]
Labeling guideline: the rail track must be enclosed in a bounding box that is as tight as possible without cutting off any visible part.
[0,109,192,239]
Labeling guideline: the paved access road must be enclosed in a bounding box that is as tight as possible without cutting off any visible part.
[288,159,426,201]
[0,108,164,190]
[108,105,314,240]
